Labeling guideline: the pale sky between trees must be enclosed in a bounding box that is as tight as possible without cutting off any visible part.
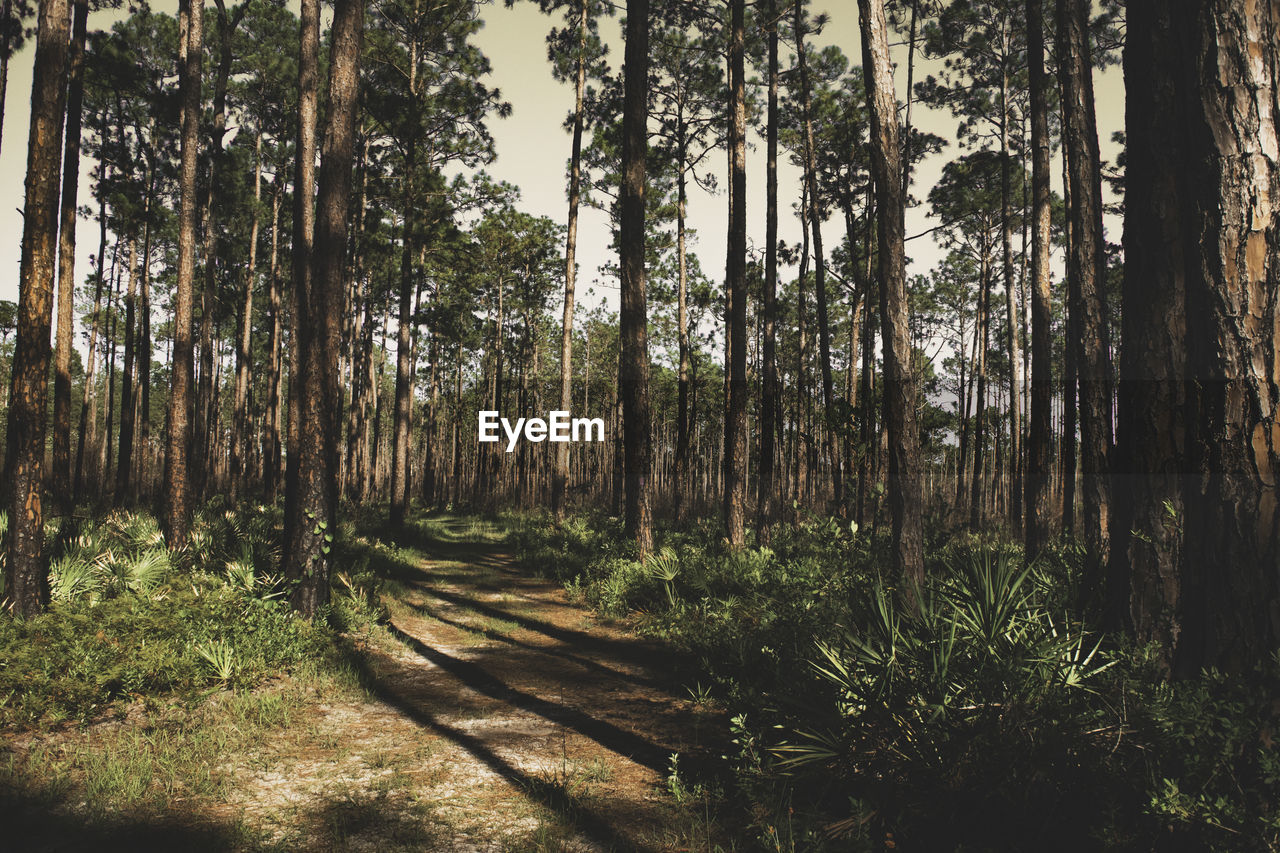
[0,0,1123,324]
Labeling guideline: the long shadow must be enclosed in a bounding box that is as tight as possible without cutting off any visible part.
[412,585,662,666]
[0,791,256,853]
[387,621,672,776]
[409,600,667,691]
[346,644,659,853]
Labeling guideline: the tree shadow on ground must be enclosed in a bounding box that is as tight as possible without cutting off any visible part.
[343,640,663,853]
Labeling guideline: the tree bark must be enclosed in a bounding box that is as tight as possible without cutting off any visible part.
[553,0,588,523]
[5,0,69,615]
[231,129,262,502]
[795,0,839,511]
[390,142,416,528]
[619,0,652,555]
[859,0,925,591]
[1119,0,1280,674]
[285,0,362,617]
[283,0,319,565]
[723,0,747,548]
[51,0,87,515]
[1025,0,1053,557]
[757,0,779,541]
[163,0,201,548]
[1057,0,1114,607]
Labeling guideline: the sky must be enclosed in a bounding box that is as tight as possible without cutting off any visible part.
[0,0,1125,327]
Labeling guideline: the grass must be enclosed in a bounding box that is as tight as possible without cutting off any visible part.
[510,508,1280,851]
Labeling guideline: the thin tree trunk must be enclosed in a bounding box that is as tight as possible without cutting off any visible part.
[75,159,110,504]
[1025,0,1053,556]
[1057,0,1114,608]
[723,0,747,547]
[51,0,87,515]
[619,0,652,555]
[231,129,262,501]
[757,0,779,541]
[795,0,839,511]
[283,0,319,569]
[1000,61,1023,532]
[553,0,588,522]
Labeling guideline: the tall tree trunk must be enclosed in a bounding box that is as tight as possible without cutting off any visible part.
[1057,0,1114,607]
[673,149,693,523]
[75,160,110,504]
[795,0,839,511]
[285,0,362,616]
[5,0,69,615]
[283,0,319,563]
[0,0,13,158]
[723,0,747,547]
[390,142,416,528]
[553,0,588,523]
[51,0,87,515]
[264,184,284,501]
[116,226,140,501]
[970,248,990,527]
[1060,142,1077,533]
[860,0,924,591]
[618,0,652,554]
[1025,0,1053,556]
[757,0,779,541]
[193,0,245,499]
[1119,0,1280,674]
[1000,63,1023,532]
[137,207,153,498]
[231,129,262,502]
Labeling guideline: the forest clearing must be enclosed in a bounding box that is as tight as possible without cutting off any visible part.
[0,0,1278,848]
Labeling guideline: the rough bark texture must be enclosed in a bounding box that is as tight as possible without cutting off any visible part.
[859,0,925,590]
[1025,0,1053,555]
[286,0,363,617]
[1119,0,1280,674]
[283,0,319,571]
[723,0,747,548]
[5,0,69,615]
[619,0,652,556]
[1057,0,1113,607]
[52,0,87,516]
[163,0,201,548]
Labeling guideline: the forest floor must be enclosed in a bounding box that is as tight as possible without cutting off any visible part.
[5,515,729,852]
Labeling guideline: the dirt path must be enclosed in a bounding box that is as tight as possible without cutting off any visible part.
[346,517,724,851]
[2,517,725,852]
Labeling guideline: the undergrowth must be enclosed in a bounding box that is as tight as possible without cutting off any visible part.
[510,510,1280,851]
